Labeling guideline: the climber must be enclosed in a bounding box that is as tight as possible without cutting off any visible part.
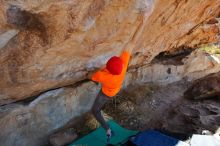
[89,10,150,142]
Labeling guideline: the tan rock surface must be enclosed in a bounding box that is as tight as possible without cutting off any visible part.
[0,0,220,105]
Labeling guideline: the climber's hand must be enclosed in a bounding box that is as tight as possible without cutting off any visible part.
[87,72,99,85]
[87,71,94,79]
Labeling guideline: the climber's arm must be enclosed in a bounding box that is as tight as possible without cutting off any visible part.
[88,68,107,83]
[123,13,149,54]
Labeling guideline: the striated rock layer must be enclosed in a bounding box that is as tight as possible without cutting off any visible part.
[0,0,220,105]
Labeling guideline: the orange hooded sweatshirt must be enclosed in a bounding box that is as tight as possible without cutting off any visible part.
[91,51,130,97]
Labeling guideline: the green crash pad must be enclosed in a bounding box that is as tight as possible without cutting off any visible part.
[69,120,138,146]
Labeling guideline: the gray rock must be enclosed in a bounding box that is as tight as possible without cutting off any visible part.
[0,82,99,146]
[49,128,77,146]
[184,72,220,100]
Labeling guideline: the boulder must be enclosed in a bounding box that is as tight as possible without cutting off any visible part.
[164,100,220,134]
[49,128,77,146]
[0,0,220,145]
[0,0,219,105]
[184,72,220,100]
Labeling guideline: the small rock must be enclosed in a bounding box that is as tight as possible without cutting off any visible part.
[49,128,78,146]
[202,130,213,135]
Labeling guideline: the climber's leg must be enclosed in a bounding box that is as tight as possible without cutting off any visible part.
[91,90,110,130]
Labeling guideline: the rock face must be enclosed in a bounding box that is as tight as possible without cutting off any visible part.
[0,0,220,146]
[184,71,220,100]
[0,0,220,105]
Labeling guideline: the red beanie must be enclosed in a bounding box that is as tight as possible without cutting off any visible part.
[106,56,123,75]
